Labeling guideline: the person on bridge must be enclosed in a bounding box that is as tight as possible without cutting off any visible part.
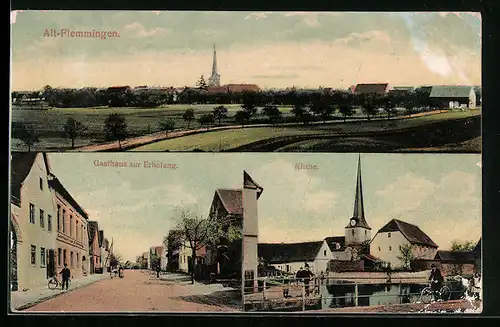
[60,263,71,290]
[297,264,315,296]
[429,264,444,301]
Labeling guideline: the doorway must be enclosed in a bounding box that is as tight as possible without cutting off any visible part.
[47,249,55,278]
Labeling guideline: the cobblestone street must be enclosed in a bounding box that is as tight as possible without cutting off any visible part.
[20,270,241,312]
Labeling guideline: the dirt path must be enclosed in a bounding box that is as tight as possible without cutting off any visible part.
[24,270,239,312]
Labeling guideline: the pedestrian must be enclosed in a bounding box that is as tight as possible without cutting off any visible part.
[302,263,315,296]
[59,263,71,290]
[156,264,160,278]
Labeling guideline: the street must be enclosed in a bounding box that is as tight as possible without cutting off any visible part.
[23,270,241,312]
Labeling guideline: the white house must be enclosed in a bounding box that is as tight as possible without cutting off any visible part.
[258,241,323,275]
[370,218,439,269]
[429,85,476,109]
[178,240,191,273]
[243,170,263,282]
[10,153,58,290]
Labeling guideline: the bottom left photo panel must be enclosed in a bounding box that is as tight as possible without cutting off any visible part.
[9,152,243,313]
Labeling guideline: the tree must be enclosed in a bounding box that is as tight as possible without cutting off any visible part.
[63,117,86,149]
[451,240,476,252]
[182,109,195,129]
[309,95,335,123]
[104,113,128,150]
[198,113,214,130]
[212,106,228,126]
[234,110,249,127]
[397,244,415,271]
[403,93,418,116]
[241,93,258,120]
[360,95,378,121]
[338,93,355,122]
[262,103,282,126]
[158,118,176,138]
[382,94,398,120]
[291,103,313,124]
[196,75,208,90]
[174,209,217,284]
[109,253,122,269]
[164,229,183,272]
[12,122,40,152]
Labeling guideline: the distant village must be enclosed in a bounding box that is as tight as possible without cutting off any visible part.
[12,46,482,111]
[10,153,116,291]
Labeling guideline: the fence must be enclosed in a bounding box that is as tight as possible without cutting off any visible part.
[243,275,469,312]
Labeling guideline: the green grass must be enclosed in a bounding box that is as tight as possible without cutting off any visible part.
[132,110,480,152]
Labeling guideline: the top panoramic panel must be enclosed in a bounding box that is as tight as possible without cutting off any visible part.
[10,11,481,153]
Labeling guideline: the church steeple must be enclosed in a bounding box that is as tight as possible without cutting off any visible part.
[347,154,371,229]
[208,44,220,87]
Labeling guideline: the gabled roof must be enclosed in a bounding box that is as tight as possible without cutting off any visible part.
[11,153,50,203]
[224,84,260,93]
[244,170,263,199]
[354,83,389,94]
[377,219,438,248]
[435,250,476,262]
[324,236,346,252]
[258,241,324,264]
[88,221,99,244]
[362,254,381,262]
[98,230,104,247]
[215,189,243,215]
[154,246,165,256]
[48,175,89,219]
[346,155,371,230]
[429,85,474,98]
[107,86,130,92]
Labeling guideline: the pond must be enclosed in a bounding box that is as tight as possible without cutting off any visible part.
[319,279,466,309]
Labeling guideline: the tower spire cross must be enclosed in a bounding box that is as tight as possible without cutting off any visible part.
[353,154,365,220]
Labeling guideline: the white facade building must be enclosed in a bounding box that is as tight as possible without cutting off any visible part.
[10,153,58,290]
[370,219,439,269]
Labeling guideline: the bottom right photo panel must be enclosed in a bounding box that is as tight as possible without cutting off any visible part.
[242,153,482,313]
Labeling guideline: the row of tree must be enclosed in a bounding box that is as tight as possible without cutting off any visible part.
[13,84,457,109]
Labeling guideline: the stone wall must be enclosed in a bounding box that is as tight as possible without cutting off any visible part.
[328,260,364,272]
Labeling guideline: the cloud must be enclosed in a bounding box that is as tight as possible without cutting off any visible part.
[376,173,436,213]
[124,22,170,38]
[335,30,393,47]
[252,74,299,79]
[283,12,321,27]
[434,171,479,204]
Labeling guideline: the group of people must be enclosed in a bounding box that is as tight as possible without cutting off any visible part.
[282,263,316,298]
[429,264,481,301]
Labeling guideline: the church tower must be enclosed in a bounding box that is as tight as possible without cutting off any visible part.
[345,154,371,260]
[208,44,221,87]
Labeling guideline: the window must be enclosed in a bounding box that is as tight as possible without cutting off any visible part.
[57,205,61,231]
[70,251,74,266]
[48,215,52,232]
[29,203,35,224]
[388,232,391,238]
[76,221,79,241]
[77,253,79,266]
[389,246,392,251]
[58,248,62,266]
[62,210,66,233]
[324,250,327,256]
[365,230,367,237]
[31,245,36,265]
[63,249,67,265]
[40,209,45,228]
[39,177,43,190]
[41,247,46,266]
[70,215,73,237]
[352,229,355,236]
[378,246,381,251]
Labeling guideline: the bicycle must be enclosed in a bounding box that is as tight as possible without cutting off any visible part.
[420,282,451,304]
[48,276,72,290]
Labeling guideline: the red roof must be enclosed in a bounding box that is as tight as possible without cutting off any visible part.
[225,84,260,93]
[215,189,243,215]
[154,246,164,256]
[354,83,389,94]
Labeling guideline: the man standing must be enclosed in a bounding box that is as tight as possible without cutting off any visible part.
[429,264,444,301]
[60,263,71,290]
[302,264,315,296]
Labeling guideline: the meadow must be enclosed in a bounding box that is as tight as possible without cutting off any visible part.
[131,110,481,152]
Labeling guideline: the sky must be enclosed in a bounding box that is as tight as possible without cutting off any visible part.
[11,11,481,91]
[46,152,482,262]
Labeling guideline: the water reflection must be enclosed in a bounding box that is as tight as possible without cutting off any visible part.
[320,281,426,309]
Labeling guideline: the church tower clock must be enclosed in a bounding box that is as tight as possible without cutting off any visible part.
[345,155,372,261]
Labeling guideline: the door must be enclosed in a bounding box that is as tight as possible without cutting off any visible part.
[47,249,55,278]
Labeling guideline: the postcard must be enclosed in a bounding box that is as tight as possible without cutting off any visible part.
[10,11,481,153]
[9,152,482,313]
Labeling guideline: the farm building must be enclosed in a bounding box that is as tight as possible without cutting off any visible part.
[429,85,476,109]
[353,83,391,95]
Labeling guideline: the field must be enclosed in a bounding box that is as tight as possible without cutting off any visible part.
[132,110,481,153]
[11,104,294,151]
